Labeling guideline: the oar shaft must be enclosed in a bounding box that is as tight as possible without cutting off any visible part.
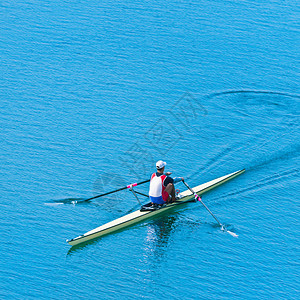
[183,181,222,227]
[197,197,222,227]
[83,179,150,202]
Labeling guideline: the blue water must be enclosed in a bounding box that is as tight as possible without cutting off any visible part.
[1,0,299,299]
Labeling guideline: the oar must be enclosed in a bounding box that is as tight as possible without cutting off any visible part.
[80,179,150,203]
[183,181,238,237]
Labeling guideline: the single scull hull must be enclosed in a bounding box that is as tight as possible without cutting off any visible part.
[67,169,245,246]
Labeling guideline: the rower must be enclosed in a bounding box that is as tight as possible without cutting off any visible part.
[148,160,184,206]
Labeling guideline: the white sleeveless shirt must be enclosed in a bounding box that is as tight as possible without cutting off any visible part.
[149,173,167,197]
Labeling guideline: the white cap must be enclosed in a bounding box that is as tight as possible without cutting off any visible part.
[156,160,167,169]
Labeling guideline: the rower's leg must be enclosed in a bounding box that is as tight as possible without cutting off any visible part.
[165,183,176,202]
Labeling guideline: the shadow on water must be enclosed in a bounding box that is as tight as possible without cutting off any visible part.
[141,213,237,264]
[142,215,178,257]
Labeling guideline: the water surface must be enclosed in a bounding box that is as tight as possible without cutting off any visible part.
[0,0,299,299]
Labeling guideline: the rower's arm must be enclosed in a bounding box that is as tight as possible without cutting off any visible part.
[173,177,184,184]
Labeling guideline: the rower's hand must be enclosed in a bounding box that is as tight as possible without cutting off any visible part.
[165,172,172,175]
[181,177,184,182]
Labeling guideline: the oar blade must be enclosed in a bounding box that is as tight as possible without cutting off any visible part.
[220,225,238,238]
[226,230,238,238]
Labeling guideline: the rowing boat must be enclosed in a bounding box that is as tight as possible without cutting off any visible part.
[67,169,245,246]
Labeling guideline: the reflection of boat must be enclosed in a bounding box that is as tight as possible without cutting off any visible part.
[67,169,245,246]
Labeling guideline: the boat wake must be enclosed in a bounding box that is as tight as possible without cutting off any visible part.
[205,167,299,207]
[246,143,300,172]
[207,89,300,101]
[188,89,299,180]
